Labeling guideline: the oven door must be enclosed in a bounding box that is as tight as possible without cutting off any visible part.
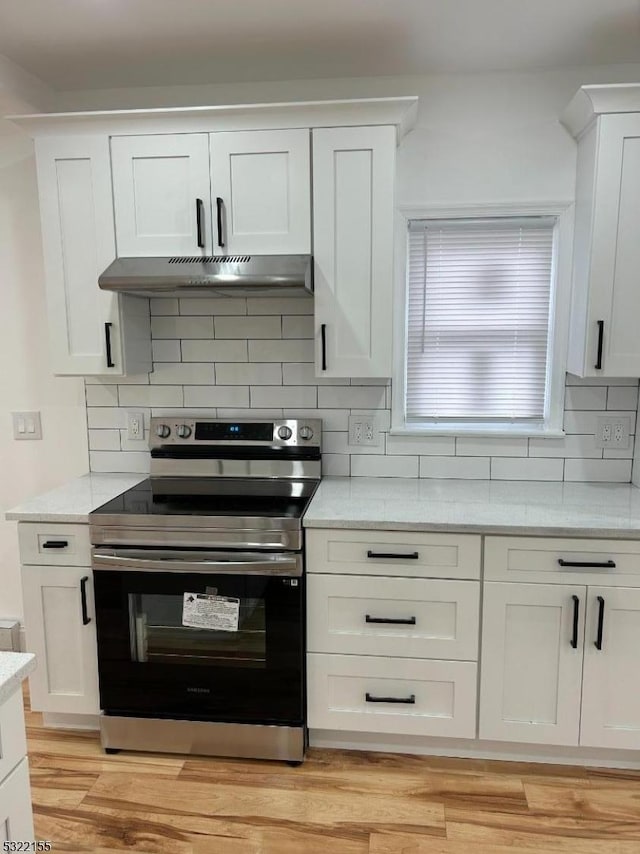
[92,548,304,726]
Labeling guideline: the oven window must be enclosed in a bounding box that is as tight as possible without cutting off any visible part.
[128,592,266,668]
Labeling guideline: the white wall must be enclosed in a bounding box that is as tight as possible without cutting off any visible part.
[0,59,88,625]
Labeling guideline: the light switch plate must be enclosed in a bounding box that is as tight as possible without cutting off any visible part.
[12,411,42,440]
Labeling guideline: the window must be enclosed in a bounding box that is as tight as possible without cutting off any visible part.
[395,211,570,436]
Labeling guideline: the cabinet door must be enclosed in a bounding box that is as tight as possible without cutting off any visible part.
[572,113,640,376]
[210,129,310,254]
[111,134,212,256]
[312,126,395,377]
[35,136,130,376]
[0,759,34,844]
[479,582,585,745]
[22,565,100,715]
[580,587,640,749]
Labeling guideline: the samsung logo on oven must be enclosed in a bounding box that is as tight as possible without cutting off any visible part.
[187,687,210,694]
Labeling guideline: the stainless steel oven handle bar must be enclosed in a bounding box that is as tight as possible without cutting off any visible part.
[92,549,302,577]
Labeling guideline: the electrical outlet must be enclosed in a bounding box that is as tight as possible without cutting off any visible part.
[127,411,145,441]
[348,414,380,447]
[595,415,631,449]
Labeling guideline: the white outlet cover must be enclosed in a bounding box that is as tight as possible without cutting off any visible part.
[127,411,146,441]
[12,411,42,440]
[348,414,381,447]
[595,415,631,449]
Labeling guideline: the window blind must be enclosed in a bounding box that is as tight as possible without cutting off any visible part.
[406,217,555,423]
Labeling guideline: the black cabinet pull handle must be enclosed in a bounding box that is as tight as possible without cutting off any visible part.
[321,323,327,371]
[196,198,205,248]
[367,550,419,560]
[571,595,580,649]
[216,197,225,248]
[80,576,91,626]
[104,322,115,368]
[595,595,605,650]
[558,559,616,569]
[595,320,604,370]
[366,615,417,626]
[365,693,416,705]
[42,540,69,549]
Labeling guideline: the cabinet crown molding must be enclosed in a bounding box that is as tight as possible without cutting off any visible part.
[7,96,418,141]
[561,83,640,139]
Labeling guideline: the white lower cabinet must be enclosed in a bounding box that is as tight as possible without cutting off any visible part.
[0,692,33,843]
[308,654,477,738]
[21,563,100,715]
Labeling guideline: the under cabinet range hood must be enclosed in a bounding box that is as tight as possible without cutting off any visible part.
[98,255,313,298]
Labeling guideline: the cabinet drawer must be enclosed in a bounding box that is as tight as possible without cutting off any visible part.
[307,575,479,660]
[308,653,477,738]
[485,536,640,585]
[0,692,26,785]
[18,523,90,566]
[0,758,34,843]
[307,529,481,579]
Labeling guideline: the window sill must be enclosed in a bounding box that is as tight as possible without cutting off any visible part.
[391,425,566,439]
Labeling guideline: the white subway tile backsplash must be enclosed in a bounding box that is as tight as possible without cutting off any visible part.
[215,363,282,385]
[607,385,639,411]
[283,409,350,431]
[215,316,281,339]
[151,316,214,339]
[85,384,119,407]
[217,408,284,420]
[89,451,150,473]
[456,437,528,457]
[282,363,349,386]
[491,457,564,481]
[87,407,124,429]
[529,434,602,459]
[564,410,636,436]
[323,431,385,455]
[420,456,490,479]
[322,454,351,476]
[351,455,419,478]
[150,363,214,385]
[184,386,250,407]
[564,386,608,410]
[150,298,178,315]
[152,340,181,362]
[250,386,317,408]
[386,435,456,456]
[118,385,184,407]
[564,459,633,482]
[181,340,248,362]
[249,339,314,362]
[180,298,247,316]
[318,387,386,409]
[88,429,121,451]
[565,375,638,386]
[247,297,313,315]
[282,316,314,338]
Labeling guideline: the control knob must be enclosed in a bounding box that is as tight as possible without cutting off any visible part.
[277,425,293,440]
[299,425,314,441]
[155,424,171,439]
[176,424,192,439]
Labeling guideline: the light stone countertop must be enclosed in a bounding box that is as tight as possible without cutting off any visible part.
[303,477,640,538]
[5,473,146,523]
[0,652,36,706]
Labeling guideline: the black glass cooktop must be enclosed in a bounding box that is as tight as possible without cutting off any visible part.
[90,478,319,520]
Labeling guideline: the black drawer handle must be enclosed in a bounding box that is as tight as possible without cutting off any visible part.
[595,595,605,651]
[595,319,604,370]
[558,559,616,569]
[195,198,205,248]
[42,540,69,549]
[104,322,115,368]
[365,693,416,705]
[216,197,225,248]
[80,576,91,626]
[367,551,419,560]
[321,323,327,371]
[571,595,580,649]
[366,615,417,626]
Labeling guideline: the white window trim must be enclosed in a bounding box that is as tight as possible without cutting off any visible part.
[391,202,575,438]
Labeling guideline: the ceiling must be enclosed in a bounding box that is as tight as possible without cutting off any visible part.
[1,0,640,92]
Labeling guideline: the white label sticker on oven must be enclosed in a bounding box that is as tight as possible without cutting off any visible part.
[182,592,240,632]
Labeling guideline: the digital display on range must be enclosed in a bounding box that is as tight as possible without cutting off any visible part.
[194,422,273,441]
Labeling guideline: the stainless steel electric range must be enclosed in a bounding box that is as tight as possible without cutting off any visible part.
[88,417,321,764]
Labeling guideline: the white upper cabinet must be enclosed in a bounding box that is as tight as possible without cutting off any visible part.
[35,136,151,376]
[563,87,640,377]
[312,125,396,378]
[111,133,212,256]
[209,129,311,254]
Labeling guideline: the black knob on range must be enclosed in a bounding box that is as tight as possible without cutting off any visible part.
[155,424,171,439]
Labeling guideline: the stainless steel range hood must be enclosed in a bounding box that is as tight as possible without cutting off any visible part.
[98,255,313,298]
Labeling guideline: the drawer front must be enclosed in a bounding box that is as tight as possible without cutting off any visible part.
[485,536,640,585]
[0,758,34,843]
[307,529,481,579]
[0,692,26,785]
[307,653,477,738]
[307,575,479,660]
[18,522,91,566]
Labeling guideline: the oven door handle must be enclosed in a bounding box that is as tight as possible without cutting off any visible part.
[91,551,302,577]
